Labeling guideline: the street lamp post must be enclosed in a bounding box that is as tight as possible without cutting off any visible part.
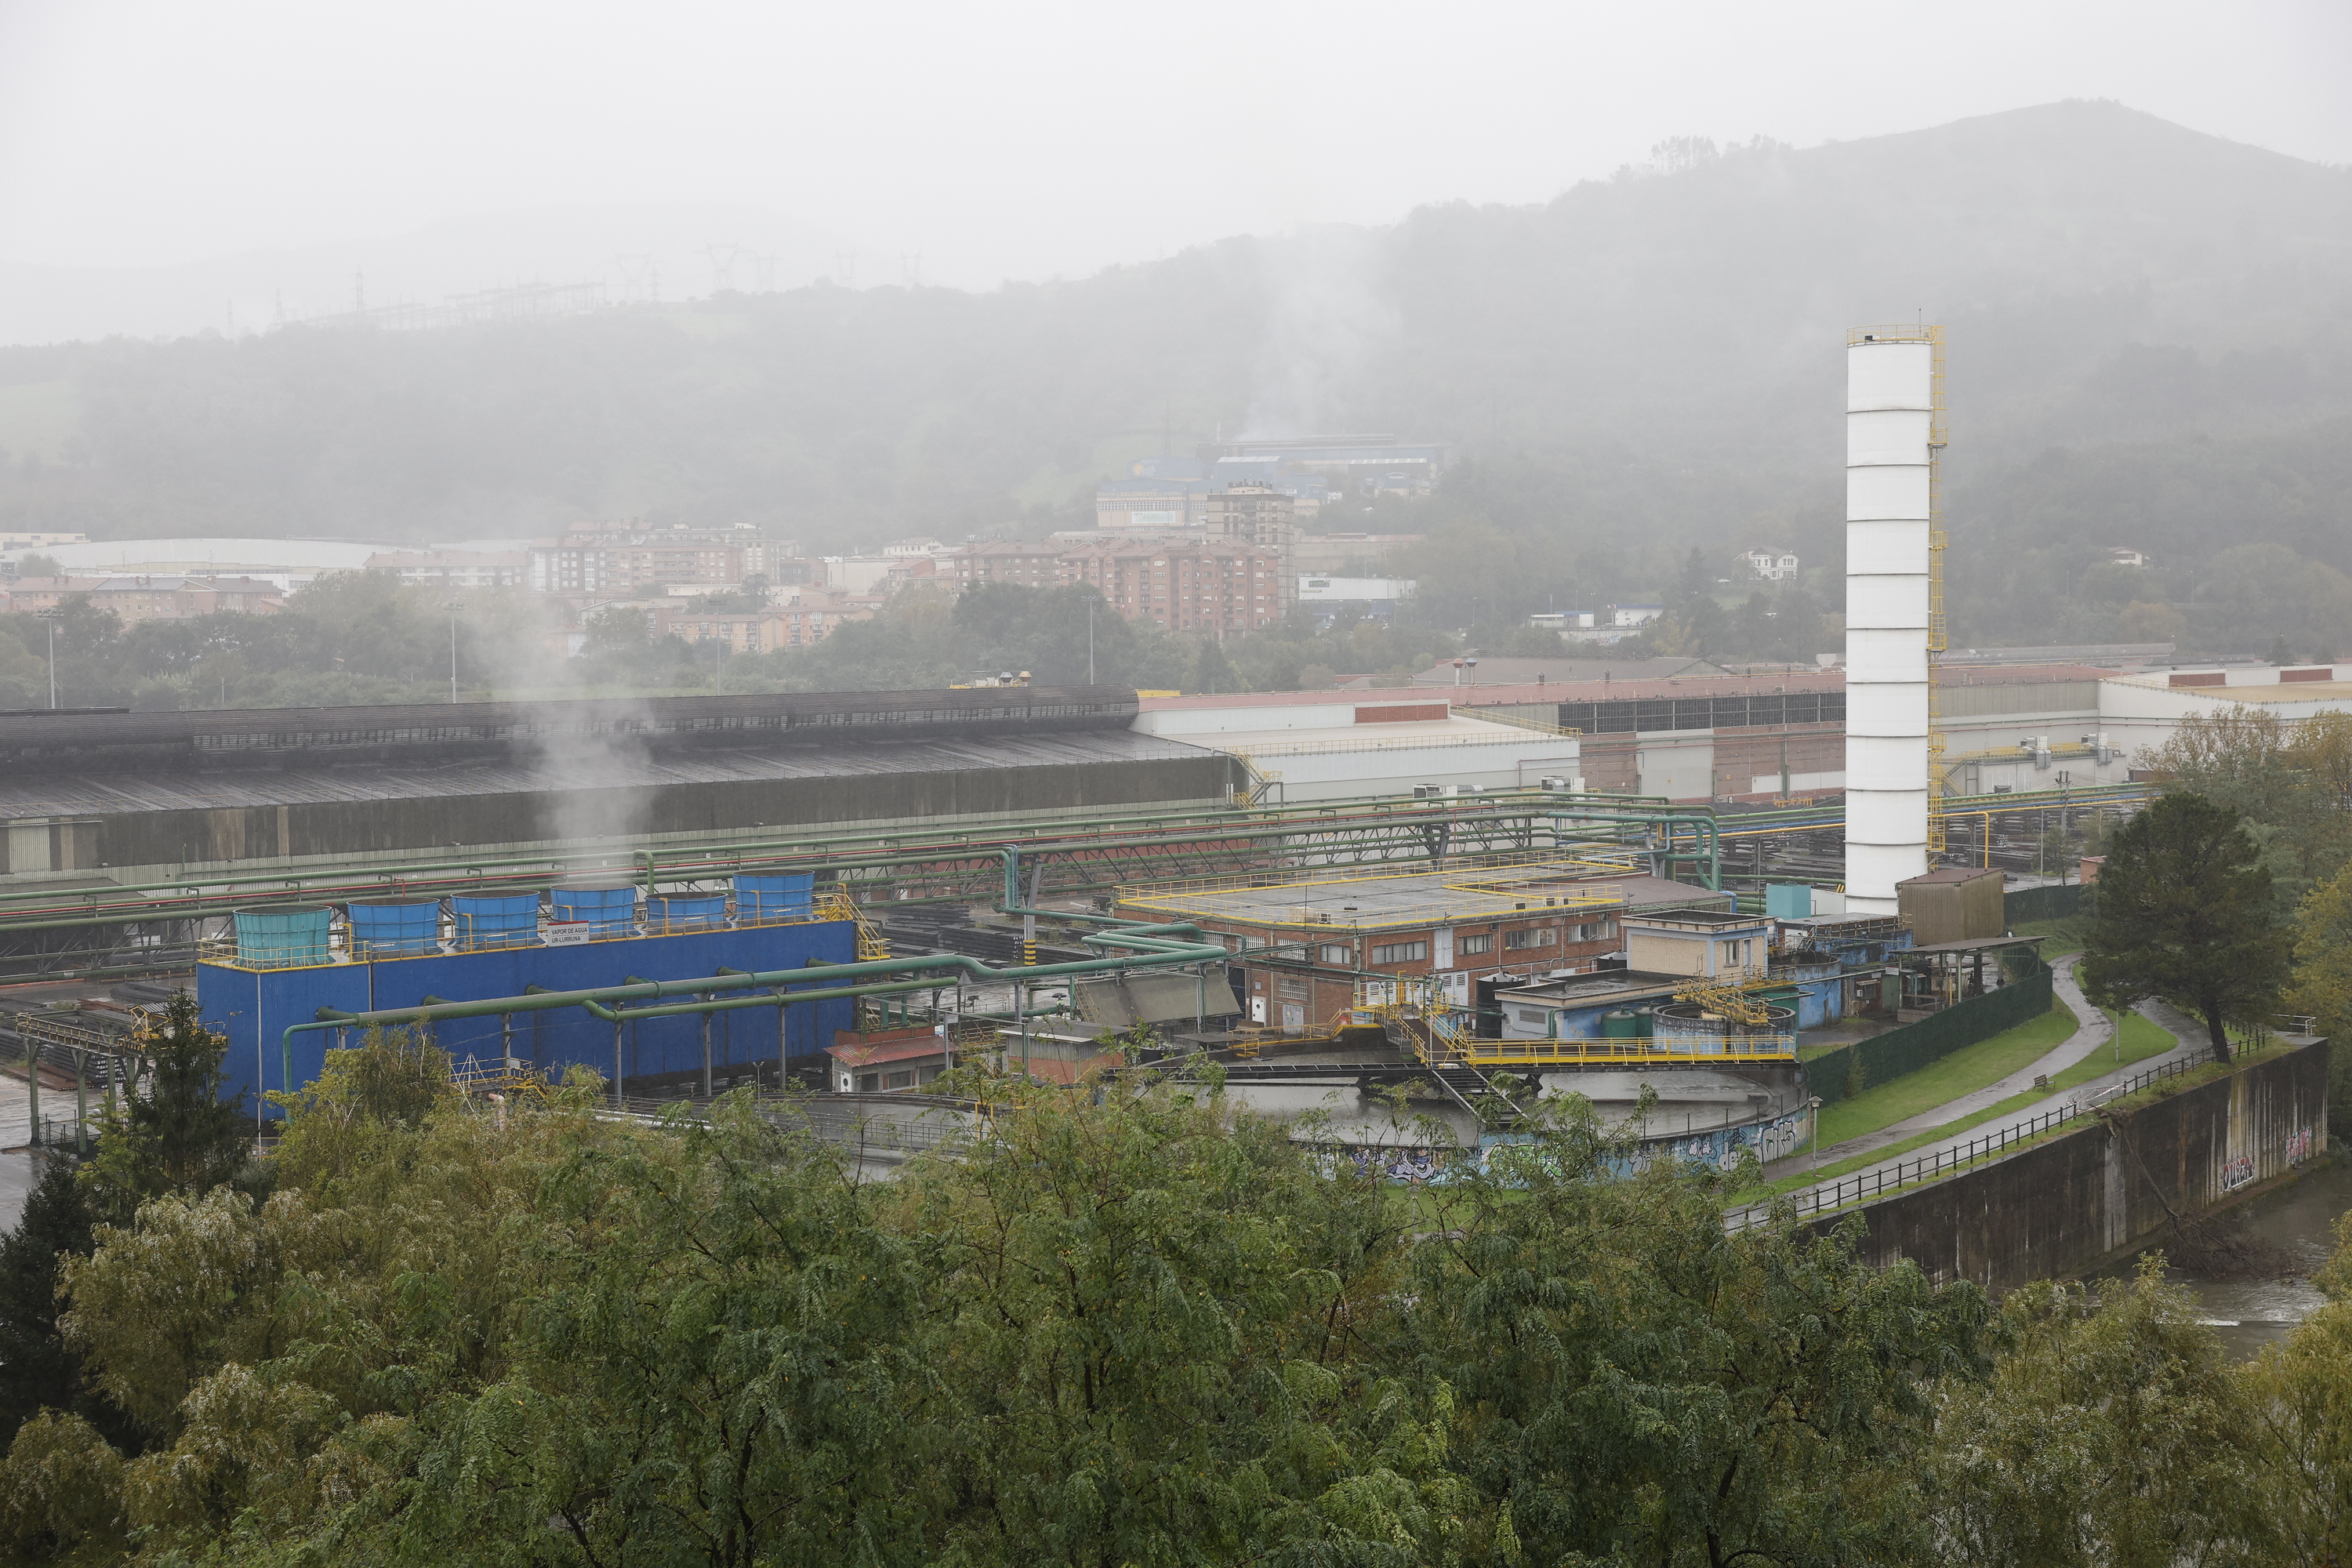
[37,608,62,710]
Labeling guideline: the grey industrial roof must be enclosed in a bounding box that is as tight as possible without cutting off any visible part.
[1493,970,1696,1002]
[1120,869,1724,934]
[1902,935,2049,955]
[0,729,1219,818]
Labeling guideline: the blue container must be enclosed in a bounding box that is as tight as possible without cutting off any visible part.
[1764,884,1813,919]
[646,895,727,933]
[452,894,543,949]
[232,906,333,969]
[735,873,815,924]
[347,899,442,957]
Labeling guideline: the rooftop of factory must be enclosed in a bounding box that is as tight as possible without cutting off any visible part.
[1406,656,1735,686]
[0,728,1215,819]
[1490,969,1712,1004]
[2106,663,2352,702]
[1116,858,1726,935]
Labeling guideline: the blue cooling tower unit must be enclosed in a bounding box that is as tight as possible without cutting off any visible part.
[452,895,543,947]
[199,916,858,1116]
[735,873,815,922]
[231,907,332,968]
[646,895,727,932]
[347,900,441,956]
[550,887,638,938]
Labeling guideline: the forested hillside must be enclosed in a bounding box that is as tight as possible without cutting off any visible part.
[2,100,2347,654]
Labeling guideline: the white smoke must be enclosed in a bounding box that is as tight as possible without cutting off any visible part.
[1240,224,1399,439]
[524,701,659,848]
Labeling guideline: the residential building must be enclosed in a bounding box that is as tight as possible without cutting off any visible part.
[363,549,528,589]
[526,523,778,593]
[2103,546,2151,569]
[1060,538,1285,636]
[945,540,1070,590]
[645,607,793,653]
[0,575,285,622]
[0,532,90,549]
[1095,455,1340,534]
[1205,482,1294,547]
[775,587,887,647]
[0,575,104,611]
[1737,548,1799,581]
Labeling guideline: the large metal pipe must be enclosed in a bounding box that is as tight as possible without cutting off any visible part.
[1844,327,1940,913]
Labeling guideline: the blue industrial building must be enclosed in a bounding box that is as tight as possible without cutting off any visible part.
[198,884,857,1115]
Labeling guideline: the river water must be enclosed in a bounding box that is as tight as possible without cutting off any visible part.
[2132,1155,2352,1361]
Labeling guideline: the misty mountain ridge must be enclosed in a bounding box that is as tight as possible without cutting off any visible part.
[0,201,869,347]
[0,99,2346,654]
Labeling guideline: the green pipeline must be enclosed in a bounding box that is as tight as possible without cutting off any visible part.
[2,791,1722,936]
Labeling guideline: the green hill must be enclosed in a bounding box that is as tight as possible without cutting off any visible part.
[2,100,2347,653]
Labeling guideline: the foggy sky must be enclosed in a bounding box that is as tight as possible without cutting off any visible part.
[2,0,2347,304]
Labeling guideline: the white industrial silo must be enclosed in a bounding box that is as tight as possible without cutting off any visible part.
[1843,328,1942,915]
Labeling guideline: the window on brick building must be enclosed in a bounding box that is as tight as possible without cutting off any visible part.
[1370,940,1427,964]
[1457,932,1494,955]
[1504,927,1557,950]
[1317,943,1352,965]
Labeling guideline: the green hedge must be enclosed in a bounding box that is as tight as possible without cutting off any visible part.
[2005,884,2086,924]
[1806,960,2055,1109]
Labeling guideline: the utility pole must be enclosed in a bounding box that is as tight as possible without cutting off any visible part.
[1087,600,1095,684]
[446,602,460,703]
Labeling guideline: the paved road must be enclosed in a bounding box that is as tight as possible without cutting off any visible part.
[1759,957,2208,1209]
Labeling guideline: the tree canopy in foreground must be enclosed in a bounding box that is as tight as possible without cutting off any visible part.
[2,1032,2350,1565]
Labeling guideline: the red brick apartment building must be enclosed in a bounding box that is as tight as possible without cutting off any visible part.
[1062,539,1283,635]
[528,529,747,593]
[942,538,1285,636]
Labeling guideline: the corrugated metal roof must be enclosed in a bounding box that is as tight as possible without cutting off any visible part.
[0,730,1218,817]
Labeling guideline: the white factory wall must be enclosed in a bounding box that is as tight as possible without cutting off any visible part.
[1221,736,1583,802]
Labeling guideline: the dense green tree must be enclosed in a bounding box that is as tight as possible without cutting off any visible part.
[77,992,254,1225]
[0,1156,123,1450]
[1923,1260,2276,1567]
[2081,792,2288,1062]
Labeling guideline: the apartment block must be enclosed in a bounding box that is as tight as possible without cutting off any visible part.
[1059,538,1285,636]
[944,541,1071,590]
[0,575,285,623]
[528,524,776,593]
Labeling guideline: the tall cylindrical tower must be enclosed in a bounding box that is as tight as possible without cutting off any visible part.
[1844,327,1941,914]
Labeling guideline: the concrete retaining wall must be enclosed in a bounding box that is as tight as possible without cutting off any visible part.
[1820,1039,2330,1294]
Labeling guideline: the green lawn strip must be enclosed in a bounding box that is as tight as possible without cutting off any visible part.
[1798,1035,1880,1062]
[1730,1015,2233,1206]
[2009,913,2092,957]
[2041,1011,2177,1094]
[1811,1000,2080,1148]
